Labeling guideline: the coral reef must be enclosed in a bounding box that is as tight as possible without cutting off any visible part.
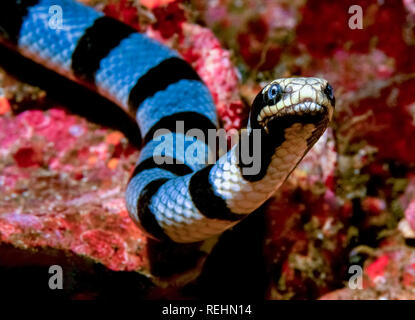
[1,0,415,299]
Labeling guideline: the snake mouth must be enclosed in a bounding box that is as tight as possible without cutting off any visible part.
[258,101,328,133]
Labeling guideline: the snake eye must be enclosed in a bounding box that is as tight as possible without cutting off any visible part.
[265,84,282,104]
[324,83,335,107]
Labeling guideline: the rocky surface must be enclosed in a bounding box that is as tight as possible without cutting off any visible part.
[1,0,415,299]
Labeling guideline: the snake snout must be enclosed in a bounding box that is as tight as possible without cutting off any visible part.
[257,100,328,133]
[251,77,334,134]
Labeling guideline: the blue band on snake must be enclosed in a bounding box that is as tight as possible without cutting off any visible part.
[0,0,335,243]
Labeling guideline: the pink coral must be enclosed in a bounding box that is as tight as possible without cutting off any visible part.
[151,1,186,39]
[404,0,415,16]
[405,201,415,232]
[179,23,246,131]
[366,254,389,283]
[104,0,140,29]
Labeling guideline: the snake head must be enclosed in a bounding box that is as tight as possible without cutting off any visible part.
[250,77,335,138]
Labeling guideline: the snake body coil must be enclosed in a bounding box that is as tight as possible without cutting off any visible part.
[0,0,335,243]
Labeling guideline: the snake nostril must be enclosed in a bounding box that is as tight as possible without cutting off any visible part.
[302,98,313,103]
[285,86,293,93]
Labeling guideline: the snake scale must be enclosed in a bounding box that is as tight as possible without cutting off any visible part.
[0,0,335,243]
